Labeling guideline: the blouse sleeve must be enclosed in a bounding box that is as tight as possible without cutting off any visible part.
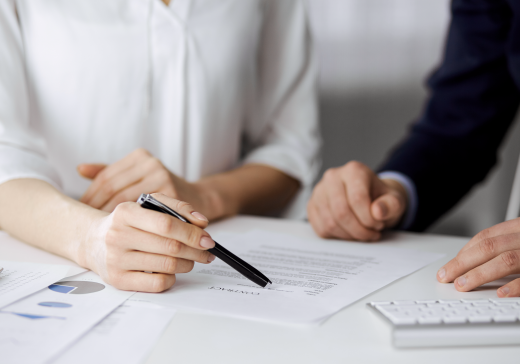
[242,0,321,219]
[0,1,61,189]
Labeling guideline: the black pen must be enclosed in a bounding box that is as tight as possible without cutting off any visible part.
[137,194,272,288]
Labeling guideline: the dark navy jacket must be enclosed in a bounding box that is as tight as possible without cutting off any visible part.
[379,0,520,231]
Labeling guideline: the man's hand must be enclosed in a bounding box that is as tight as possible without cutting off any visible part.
[307,161,408,241]
[437,218,520,297]
[78,148,211,217]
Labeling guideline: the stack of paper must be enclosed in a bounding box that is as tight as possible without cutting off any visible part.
[0,266,178,364]
[0,271,134,364]
[0,228,444,363]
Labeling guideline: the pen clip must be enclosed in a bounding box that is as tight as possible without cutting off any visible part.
[137,194,189,223]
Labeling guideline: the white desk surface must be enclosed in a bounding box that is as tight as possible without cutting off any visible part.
[2,215,519,364]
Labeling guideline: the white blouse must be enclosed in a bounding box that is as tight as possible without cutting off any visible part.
[0,0,320,218]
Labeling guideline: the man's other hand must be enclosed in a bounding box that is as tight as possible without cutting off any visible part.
[437,218,520,297]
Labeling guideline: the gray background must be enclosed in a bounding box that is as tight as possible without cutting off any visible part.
[306,0,520,238]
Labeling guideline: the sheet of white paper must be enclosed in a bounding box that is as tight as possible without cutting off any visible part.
[0,271,134,364]
[53,299,176,364]
[133,230,444,325]
[0,261,70,309]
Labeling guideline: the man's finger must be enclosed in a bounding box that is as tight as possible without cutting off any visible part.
[460,218,520,254]
[307,187,355,240]
[323,171,370,233]
[498,277,520,298]
[307,198,328,238]
[454,250,520,292]
[341,163,383,230]
[326,184,380,241]
[311,169,380,241]
[437,232,520,283]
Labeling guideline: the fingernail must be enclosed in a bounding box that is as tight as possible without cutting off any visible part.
[499,286,510,297]
[437,268,446,280]
[200,236,215,249]
[378,203,388,218]
[191,211,208,222]
[457,276,466,287]
[207,254,216,263]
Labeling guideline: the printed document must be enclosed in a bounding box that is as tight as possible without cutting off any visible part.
[133,230,444,325]
[0,271,134,364]
[0,261,70,309]
[53,300,176,364]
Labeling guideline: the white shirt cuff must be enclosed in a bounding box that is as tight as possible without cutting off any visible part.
[377,171,417,230]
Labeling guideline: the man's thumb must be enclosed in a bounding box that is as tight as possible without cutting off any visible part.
[77,163,107,180]
[371,194,402,222]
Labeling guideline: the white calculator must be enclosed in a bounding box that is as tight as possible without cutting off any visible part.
[368,298,520,347]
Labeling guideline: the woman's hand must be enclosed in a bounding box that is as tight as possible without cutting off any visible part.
[437,218,520,297]
[78,193,216,292]
[78,148,214,217]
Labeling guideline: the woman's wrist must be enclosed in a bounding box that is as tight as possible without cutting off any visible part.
[194,178,239,221]
[193,164,299,221]
[66,202,110,270]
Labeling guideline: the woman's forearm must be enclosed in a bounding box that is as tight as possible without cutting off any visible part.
[0,179,107,265]
[195,164,300,220]
[0,178,218,292]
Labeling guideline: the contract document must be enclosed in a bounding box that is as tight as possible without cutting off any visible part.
[53,300,176,364]
[0,271,134,364]
[0,261,70,309]
[133,230,444,325]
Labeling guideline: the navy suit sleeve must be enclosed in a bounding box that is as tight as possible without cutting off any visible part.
[379,0,520,232]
